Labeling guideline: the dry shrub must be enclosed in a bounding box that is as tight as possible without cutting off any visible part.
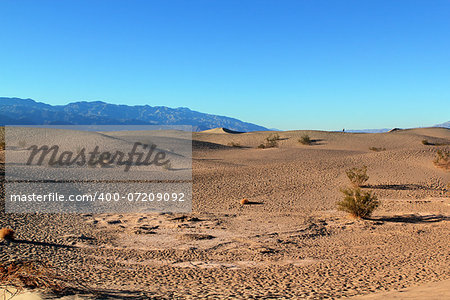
[227,141,241,148]
[422,139,431,145]
[346,166,369,187]
[337,187,379,219]
[434,148,449,171]
[260,134,279,149]
[298,134,312,145]
[0,228,14,240]
[369,146,386,152]
[0,260,88,298]
[0,260,64,296]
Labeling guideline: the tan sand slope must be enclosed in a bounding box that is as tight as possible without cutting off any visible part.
[352,278,450,299]
[0,127,449,298]
[200,127,244,134]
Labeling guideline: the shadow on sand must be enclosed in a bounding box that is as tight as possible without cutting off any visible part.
[245,201,264,205]
[12,239,76,249]
[369,214,449,224]
[366,184,433,191]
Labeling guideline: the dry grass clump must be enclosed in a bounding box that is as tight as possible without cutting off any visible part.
[0,260,65,296]
[227,141,241,148]
[337,187,379,219]
[0,259,89,298]
[369,146,386,152]
[0,228,14,240]
[422,139,431,145]
[433,148,449,171]
[298,134,312,145]
[345,166,369,187]
[258,133,280,149]
[240,198,249,205]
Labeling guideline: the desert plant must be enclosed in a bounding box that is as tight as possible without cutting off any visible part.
[433,148,449,170]
[268,133,280,141]
[0,228,14,240]
[227,141,241,148]
[346,166,369,187]
[0,260,69,297]
[369,146,386,152]
[257,143,266,149]
[240,198,249,205]
[298,134,312,145]
[337,187,379,218]
[422,139,431,145]
[263,134,280,148]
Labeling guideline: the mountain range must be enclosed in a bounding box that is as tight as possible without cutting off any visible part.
[0,97,448,132]
[0,97,268,132]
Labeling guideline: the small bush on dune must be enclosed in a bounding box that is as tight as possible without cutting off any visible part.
[268,133,280,141]
[434,148,449,170]
[337,187,379,219]
[240,198,249,205]
[259,133,280,149]
[0,228,14,240]
[227,141,241,148]
[298,134,312,145]
[422,139,431,145]
[369,146,386,152]
[346,166,369,187]
[0,260,70,296]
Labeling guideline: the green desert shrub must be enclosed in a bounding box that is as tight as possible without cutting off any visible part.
[337,187,379,218]
[433,148,449,170]
[298,134,312,145]
[346,165,369,187]
[259,133,279,148]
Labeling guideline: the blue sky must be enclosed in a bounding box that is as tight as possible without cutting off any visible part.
[1,0,449,130]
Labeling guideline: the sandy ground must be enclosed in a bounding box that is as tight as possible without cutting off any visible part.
[0,127,449,299]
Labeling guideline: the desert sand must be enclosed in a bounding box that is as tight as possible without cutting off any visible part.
[1,127,449,299]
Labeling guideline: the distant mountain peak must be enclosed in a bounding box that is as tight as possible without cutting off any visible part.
[434,121,450,128]
[0,97,268,132]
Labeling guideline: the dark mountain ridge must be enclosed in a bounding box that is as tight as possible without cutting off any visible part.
[0,97,268,132]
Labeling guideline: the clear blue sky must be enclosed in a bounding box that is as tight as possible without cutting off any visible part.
[1,0,449,130]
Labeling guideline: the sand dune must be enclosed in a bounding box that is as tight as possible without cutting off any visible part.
[200,127,244,134]
[1,127,449,298]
